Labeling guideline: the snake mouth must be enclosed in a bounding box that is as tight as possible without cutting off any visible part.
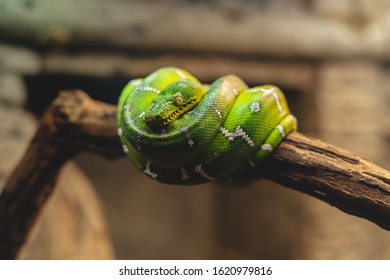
[145,98,200,128]
[165,107,185,124]
[165,98,200,124]
[144,111,177,128]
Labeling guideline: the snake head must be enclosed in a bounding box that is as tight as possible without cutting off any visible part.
[144,79,205,128]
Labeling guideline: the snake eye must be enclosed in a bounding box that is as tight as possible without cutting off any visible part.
[174,95,183,106]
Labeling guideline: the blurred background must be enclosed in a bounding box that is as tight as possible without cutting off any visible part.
[0,0,389,259]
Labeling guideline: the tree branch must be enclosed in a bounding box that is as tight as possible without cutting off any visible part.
[0,90,389,259]
[256,132,390,229]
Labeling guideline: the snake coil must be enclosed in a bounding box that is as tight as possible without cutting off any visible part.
[117,67,297,185]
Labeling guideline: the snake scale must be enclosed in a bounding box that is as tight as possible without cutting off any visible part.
[117,67,297,185]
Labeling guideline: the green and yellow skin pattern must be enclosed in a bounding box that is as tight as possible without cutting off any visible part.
[117,67,297,185]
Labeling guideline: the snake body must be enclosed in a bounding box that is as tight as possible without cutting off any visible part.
[117,67,297,185]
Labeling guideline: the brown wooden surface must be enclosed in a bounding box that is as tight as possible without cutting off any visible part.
[0,90,389,259]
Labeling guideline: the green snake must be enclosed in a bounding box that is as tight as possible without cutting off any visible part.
[117,67,297,185]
